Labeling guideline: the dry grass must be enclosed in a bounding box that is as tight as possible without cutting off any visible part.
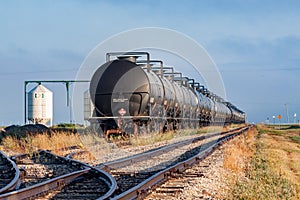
[128,126,231,147]
[259,125,300,199]
[129,131,175,147]
[1,131,81,154]
[0,130,115,162]
[226,125,298,199]
[78,133,112,159]
[0,124,245,160]
[128,130,186,147]
[223,126,257,174]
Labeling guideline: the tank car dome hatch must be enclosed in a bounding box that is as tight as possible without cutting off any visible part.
[28,84,53,126]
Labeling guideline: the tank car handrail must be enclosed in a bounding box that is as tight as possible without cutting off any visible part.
[194,82,205,93]
[106,52,150,72]
[187,78,195,89]
[194,82,200,92]
[137,60,164,78]
[171,72,183,86]
[181,76,191,87]
[162,66,174,82]
[203,88,210,97]
[198,85,205,93]
[149,66,163,77]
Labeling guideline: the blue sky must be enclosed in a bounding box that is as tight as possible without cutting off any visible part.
[0,0,300,125]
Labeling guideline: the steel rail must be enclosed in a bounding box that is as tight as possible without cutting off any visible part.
[95,168,118,200]
[98,126,245,171]
[0,150,117,200]
[111,125,250,199]
[43,150,118,200]
[0,168,90,200]
[63,152,118,199]
[45,150,118,200]
[0,151,20,194]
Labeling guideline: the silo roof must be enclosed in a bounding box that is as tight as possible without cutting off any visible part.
[28,84,52,93]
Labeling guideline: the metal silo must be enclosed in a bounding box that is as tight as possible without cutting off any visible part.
[28,84,53,126]
[84,90,94,122]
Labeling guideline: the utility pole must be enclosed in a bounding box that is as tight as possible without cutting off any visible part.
[285,103,290,124]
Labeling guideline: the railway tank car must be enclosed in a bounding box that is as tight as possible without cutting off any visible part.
[88,52,245,138]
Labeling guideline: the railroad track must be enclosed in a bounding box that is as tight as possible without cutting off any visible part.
[13,150,88,189]
[97,126,246,172]
[37,167,116,200]
[98,125,250,199]
[0,151,20,194]
[0,125,248,199]
[0,150,116,200]
[145,144,229,199]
